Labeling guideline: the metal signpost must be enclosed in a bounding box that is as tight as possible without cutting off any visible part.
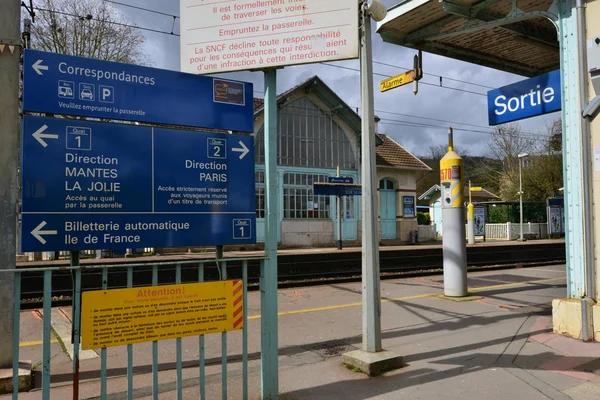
[314,175,361,250]
[487,69,561,126]
[20,116,256,252]
[0,0,20,371]
[23,50,254,132]
[180,0,363,393]
[467,183,482,245]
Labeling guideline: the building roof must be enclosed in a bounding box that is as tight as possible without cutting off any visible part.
[419,184,500,201]
[254,75,434,170]
[253,75,364,136]
[376,134,432,171]
[377,0,558,77]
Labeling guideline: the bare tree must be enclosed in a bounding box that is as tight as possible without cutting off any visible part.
[476,122,538,200]
[546,119,562,152]
[30,0,149,65]
[475,121,563,201]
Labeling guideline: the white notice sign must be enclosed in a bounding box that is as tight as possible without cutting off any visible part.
[595,146,600,172]
[180,0,360,74]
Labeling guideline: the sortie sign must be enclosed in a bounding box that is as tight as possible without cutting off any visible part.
[487,69,561,126]
[180,0,359,74]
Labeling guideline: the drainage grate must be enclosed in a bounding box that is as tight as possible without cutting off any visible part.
[433,278,507,288]
[506,305,552,315]
[302,339,356,358]
[433,274,547,287]
[480,274,543,283]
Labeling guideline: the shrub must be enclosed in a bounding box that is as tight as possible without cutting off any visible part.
[417,212,430,225]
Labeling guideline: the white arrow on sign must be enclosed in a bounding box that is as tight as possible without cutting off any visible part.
[32,125,58,147]
[32,59,48,75]
[232,141,249,160]
[31,221,58,245]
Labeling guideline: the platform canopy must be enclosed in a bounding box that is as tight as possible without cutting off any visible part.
[376,0,560,77]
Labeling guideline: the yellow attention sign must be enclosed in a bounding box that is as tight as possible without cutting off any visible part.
[81,280,243,350]
[470,186,483,191]
[380,70,415,92]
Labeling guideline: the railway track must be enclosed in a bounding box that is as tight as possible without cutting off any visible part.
[19,242,565,309]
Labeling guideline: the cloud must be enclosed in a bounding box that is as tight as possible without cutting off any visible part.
[112,0,560,157]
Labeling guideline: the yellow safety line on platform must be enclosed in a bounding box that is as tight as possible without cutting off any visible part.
[19,276,566,345]
[20,339,59,347]
[247,276,566,320]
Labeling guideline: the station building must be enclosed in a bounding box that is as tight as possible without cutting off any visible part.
[251,76,431,247]
[419,184,500,236]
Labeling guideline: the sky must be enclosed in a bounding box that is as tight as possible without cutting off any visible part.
[103,0,561,158]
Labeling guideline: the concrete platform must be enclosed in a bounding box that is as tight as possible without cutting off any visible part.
[6,263,600,400]
[342,350,404,376]
[437,294,484,302]
[0,362,32,394]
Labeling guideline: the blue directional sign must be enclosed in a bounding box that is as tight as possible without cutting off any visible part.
[328,176,354,184]
[314,182,362,196]
[22,49,254,132]
[487,69,561,126]
[20,116,256,252]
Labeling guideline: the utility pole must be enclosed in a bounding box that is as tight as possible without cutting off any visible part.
[359,5,381,354]
[337,166,342,250]
[517,152,528,241]
[0,0,21,368]
[467,181,475,245]
[342,1,403,377]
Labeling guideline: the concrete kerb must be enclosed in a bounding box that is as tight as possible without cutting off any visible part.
[437,294,484,302]
[341,350,404,377]
[0,361,32,394]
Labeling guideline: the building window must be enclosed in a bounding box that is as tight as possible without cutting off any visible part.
[256,171,265,218]
[379,179,395,190]
[283,172,330,219]
[255,97,356,169]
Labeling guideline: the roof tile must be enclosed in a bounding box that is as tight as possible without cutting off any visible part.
[375,134,432,171]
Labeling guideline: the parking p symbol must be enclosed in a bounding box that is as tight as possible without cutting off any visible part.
[99,85,114,103]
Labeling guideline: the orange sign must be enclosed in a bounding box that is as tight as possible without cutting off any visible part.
[81,280,243,349]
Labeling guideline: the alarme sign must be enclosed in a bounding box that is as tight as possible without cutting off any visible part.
[180,0,359,75]
[487,70,561,126]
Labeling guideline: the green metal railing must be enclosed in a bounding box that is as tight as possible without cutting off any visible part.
[7,257,266,400]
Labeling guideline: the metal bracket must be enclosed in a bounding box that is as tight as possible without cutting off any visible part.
[0,38,22,46]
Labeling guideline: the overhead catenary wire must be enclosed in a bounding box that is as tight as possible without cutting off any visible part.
[319,62,488,97]
[33,7,180,37]
[372,60,495,90]
[30,3,554,142]
[273,104,553,142]
[103,0,178,19]
[33,3,493,97]
[378,121,554,145]
[94,1,496,95]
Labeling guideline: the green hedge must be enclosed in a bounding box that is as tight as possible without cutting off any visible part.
[417,212,430,225]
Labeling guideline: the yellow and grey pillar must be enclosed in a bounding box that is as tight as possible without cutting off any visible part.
[440,128,467,297]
